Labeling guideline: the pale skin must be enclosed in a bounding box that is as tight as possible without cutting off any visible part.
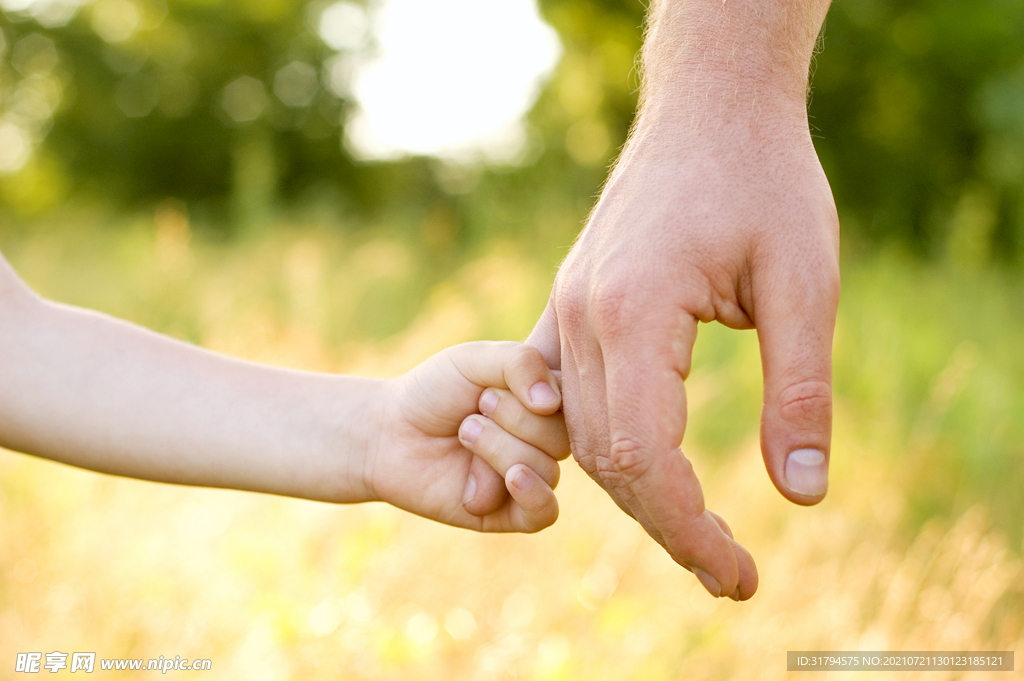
[528,0,839,599]
[0,253,569,533]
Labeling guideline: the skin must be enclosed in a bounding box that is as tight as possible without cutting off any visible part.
[528,0,839,600]
[0,253,569,533]
[377,341,570,530]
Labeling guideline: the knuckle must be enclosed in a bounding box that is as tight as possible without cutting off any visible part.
[490,429,518,463]
[777,380,832,431]
[589,277,636,334]
[516,343,546,366]
[554,279,587,329]
[605,435,653,486]
[508,344,548,380]
[555,266,641,336]
[496,397,530,437]
[571,442,598,474]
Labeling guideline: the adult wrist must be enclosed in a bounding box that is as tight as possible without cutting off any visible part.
[641,0,830,118]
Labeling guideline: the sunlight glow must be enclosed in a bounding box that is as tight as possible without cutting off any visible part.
[343,0,560,162]
[0,0,82,28]
[318,1,368,51]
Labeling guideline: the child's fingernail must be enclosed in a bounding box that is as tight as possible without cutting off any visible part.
[462,474,477,505]
[784,448,828,496]
[479,390,499,416]
[509,466,532,492]
[529,382,558,407]
[460,418,483,444]
[692,568,721,598]
[728,587,741,602]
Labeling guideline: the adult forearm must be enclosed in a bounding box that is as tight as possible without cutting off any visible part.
[640,0,831,127]
[0,295,381,503]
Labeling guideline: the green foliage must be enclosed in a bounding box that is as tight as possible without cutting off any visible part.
[1,0,355,220]
[832,255,1024,545]
[811,0,1024,262]
[0,0,641,234]
[3,0,1024,261]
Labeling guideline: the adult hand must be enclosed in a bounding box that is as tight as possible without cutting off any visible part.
[527,0,838,600]
[530,115,838,599]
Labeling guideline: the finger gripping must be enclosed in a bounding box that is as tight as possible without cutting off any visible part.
[506,466,559,533]
[482,389,530,435]
[504,344,560,414]
[507,343,550,377]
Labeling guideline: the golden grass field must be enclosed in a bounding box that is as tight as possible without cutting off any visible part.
[1,211,1022,679]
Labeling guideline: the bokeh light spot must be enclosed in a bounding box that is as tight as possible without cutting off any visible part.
[317,1,367,51]
[443,607,476,640]
[221,76,267,124]
[115,73,159,118]
[1,0,82,25]
[307,597,345,636]
[0,121,32,173]
[404,612,439,647]
[0,0,35,11]
[274,61,319,109]
[91,0,141,43]
[12,74,62,122]
[577,562,618,610]
[12,33,59,76]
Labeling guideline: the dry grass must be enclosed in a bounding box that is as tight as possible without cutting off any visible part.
[0,217,1021,679]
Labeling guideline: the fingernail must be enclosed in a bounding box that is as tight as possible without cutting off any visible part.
[692,568,721,598]
[479,390,499,416]
[460,418,483,445]
[784,448,828,496]
[510,466,532,492]
[728,588,740,602]
[529,382,558,407]
[462,474,477,505]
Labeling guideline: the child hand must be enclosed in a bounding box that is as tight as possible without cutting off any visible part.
[370,341,570,532]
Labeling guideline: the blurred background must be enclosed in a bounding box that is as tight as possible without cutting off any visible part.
[1,0,1022,678]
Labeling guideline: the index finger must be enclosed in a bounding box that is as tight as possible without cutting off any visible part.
[600,309,757,599]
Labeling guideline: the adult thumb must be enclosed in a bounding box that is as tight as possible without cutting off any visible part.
[754,254,839,506]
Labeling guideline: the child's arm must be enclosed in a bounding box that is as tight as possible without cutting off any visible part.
[0,253,381,504]
[0,254,567,531]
